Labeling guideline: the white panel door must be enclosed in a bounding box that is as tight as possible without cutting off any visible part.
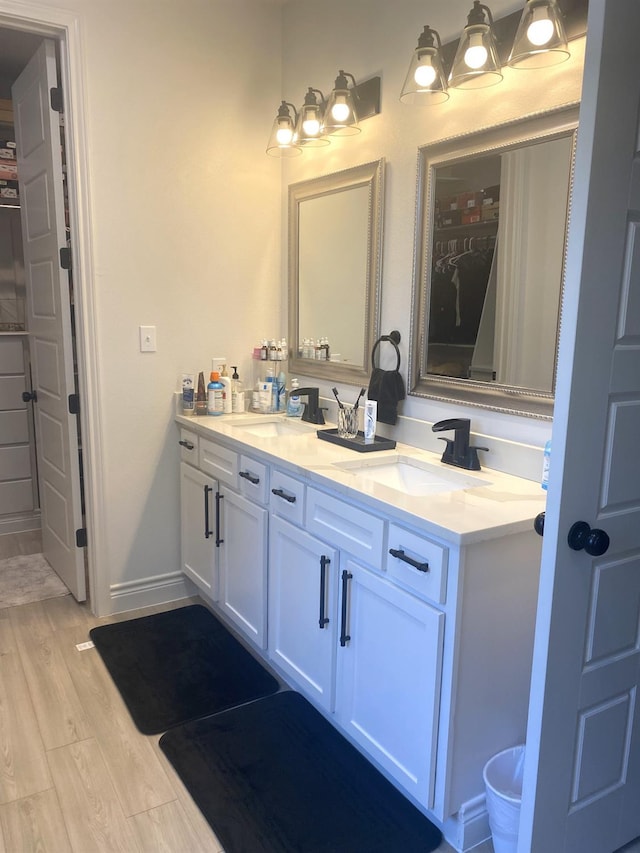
[521,2,640,850]
[12,40,84,600]
[219,489,268,648]
[336,560,444,808]
[268,515,338,711]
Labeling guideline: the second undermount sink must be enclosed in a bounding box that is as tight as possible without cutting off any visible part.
[333,455,491,496]
[229,417,311,438]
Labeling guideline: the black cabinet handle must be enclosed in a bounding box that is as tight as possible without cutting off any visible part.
[203,485,213,539]
[271,487,296,504]
[178,439,194,450]
[239,470,260,485]
[340,570,352,647]
[319,556,330,629]
[389,548,429,573]
[215,492,224,547]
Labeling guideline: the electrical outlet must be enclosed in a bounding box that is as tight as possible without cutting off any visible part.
[139,325,157,352]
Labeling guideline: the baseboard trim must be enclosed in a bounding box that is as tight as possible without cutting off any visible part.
[109,571,195,615]
[443,793,492,852]
[0,512,41,535]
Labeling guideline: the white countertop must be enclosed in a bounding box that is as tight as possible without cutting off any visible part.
[176,411,546,546]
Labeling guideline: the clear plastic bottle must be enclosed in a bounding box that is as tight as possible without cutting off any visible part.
[207,371,224,415]
[286,378,303,417]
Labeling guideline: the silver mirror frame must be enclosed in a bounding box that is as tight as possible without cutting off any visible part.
[288,159,385,386]
[408,104,579,420]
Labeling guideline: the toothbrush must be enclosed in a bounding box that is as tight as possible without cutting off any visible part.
[332,387,344,409]
[353,387,366,410]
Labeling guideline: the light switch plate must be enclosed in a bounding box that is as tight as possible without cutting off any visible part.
[139,325,157,352]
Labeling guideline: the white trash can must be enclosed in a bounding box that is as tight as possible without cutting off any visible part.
[483,744,525,853]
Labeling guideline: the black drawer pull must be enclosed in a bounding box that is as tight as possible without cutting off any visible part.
[271,487,296,504]
[204,485,213,539]
[340,570,352,647]
[319,556,330,629]
[215,492,224,547]
[239,470,260,485]
[389,548,429,573]
[179,439,194,450]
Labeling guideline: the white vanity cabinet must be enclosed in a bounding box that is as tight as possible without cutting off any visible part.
[336,558,444,809]
[179,430,269,649]
[268,514,338,711]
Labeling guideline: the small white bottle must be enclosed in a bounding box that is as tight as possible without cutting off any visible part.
[364,400,377,443]
[219,364,233,414]
[287,379,303,417]
[231,366,244,413]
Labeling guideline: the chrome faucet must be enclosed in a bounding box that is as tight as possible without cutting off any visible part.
[296,387,326,425]
[432,418,488,470]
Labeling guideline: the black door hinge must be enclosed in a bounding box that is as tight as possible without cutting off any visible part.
[50,87,63,113]
[60,247,72,270]
[68,393,80,415]
[76,528,87,548]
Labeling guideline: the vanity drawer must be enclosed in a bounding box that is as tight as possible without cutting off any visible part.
[270,469,305,526]
[306,488,385,571]
[238,454,269,505]
[386,524,447,605]
[178,429,198,465]
[199,438,238,489]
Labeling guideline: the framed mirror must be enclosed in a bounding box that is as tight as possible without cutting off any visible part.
[288,159,385,385]
[409,104,578,419]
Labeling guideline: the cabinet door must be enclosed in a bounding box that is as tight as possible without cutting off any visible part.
[180,462,217,599]
[219,489,268,649]
[268,515,338,712]
[336,560,444,809]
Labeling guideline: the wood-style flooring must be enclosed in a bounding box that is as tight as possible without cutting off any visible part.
[1,531,639,853]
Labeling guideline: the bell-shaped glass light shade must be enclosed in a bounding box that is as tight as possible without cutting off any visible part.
[449,2,502,89]
[323,71,360,136]
[266,101,302,157]
[508,0,570,68]
[400,26,449,105]
[295,88,330,147]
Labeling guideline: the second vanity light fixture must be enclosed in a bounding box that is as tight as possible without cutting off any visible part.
[267,70,381,157]
[401,0,584,105]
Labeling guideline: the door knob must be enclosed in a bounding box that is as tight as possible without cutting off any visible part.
[22,390,37,403]
[534,512,545,537]
[567,521,610,557]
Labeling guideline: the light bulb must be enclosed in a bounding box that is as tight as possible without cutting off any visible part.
[414,61,437,87]
[302,117,320,136]
[331,100,350,122]
[527,17,554,46]
[464,33,488,70]
[276,126,293,145]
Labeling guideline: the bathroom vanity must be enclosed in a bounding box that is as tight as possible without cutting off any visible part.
[176,410,544,852]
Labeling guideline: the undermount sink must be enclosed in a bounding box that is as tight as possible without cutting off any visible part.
[229,418,311,438]
[333,455,491,496]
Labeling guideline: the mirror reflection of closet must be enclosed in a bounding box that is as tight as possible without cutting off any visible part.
[430,135,572,392]
[410,104,578,419]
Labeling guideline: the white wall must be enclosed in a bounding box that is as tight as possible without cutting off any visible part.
[280,0,585,449]
[4,0,284,610]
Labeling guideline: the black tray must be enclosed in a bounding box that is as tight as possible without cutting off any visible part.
[317,429,396,452]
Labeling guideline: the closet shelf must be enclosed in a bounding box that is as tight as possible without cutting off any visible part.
[434,219,499,235]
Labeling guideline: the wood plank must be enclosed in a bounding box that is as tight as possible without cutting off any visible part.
[47,739,141,852]
[128,799,221,853]
[59,624,176,816]
[0,788,72,853]
[0,648,52,804]
[8,602,92,750]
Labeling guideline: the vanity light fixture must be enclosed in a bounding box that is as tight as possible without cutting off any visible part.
[295,88,330,147]
[323,70,361,136]
[508,0,570,68]
[400,25,449,105]
[266,101,302,157]
[448,2,503,89]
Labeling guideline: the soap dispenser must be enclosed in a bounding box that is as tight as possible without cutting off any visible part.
[231,366,244,413]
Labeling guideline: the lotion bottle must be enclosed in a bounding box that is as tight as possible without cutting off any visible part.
[220,364,233,414]
[207,371,224,416]
[231,366,244,413]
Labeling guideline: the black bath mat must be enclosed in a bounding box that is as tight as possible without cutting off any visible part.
[90,604,279,734]
[159,690,443,853]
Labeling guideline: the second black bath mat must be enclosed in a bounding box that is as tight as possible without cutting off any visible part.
[90,604,279,734]
[160,690,443,853]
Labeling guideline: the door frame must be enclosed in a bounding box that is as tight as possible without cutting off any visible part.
[0,0,108,615]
